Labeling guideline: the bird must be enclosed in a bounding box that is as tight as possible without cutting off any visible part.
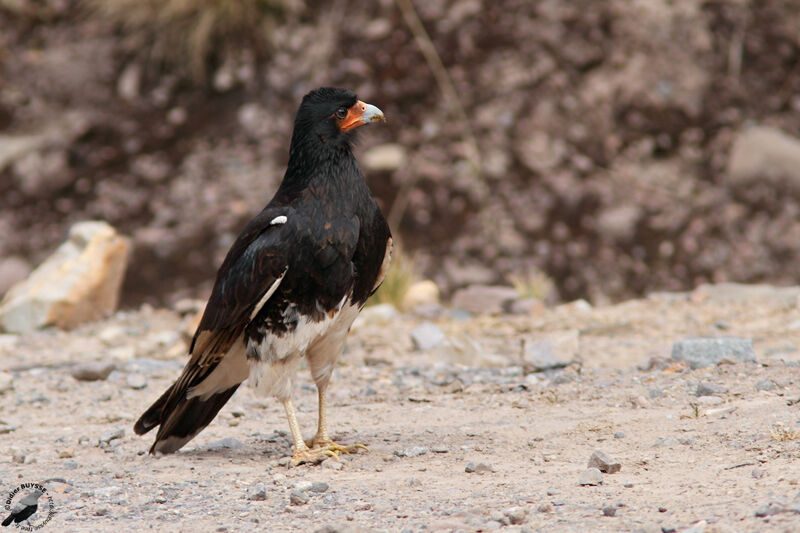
[134,87,392,465]
[2,489,43,527]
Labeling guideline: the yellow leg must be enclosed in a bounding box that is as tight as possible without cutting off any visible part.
[305,387,368,455]
[282,397,334,466]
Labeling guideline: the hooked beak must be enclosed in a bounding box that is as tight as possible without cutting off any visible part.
[338,100,386,131]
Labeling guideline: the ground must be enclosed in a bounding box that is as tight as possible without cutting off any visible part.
[0,287,799,532]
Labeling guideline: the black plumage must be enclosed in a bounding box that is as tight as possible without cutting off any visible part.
[135,87,392,463]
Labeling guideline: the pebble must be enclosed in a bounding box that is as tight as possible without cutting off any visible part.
[205,437,243,451]
[755,379,776,391]
[99,428,125,445]
[394,446,429,458]
[671,337,756,369]
[614,431,625,439]
[588,450,621,474]
[546,488,560,496]
[503,507,527,525]
[70,361,116,381]
[696,382,728,396]
[126,373,148,390]
[537,503,552,513]
[294,480,314,492]
[323,459,343,471]
[289,490,309,505]
[431,446,449,453]
[752,469,765,479]
[602,505,617,517]
[578,468,603,486]
[311,482,329,493]
[410,322,447,350]
[59,447,74,458]
[465,462,494,474]
[247,484,267,501]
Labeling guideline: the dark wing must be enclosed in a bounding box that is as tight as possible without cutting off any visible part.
[134,208,294,441]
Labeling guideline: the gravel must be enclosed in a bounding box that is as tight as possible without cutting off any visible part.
[394,446,429,458]
[755,379,776,391]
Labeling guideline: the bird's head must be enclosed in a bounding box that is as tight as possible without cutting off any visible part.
[291,87,385,151]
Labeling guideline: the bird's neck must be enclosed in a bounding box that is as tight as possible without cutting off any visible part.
[276,138,365,203]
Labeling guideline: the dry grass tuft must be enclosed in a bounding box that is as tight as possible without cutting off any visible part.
[770,424,800,442]
[85,0,297,82]
[508,269,555,302]
[367,245,419,310]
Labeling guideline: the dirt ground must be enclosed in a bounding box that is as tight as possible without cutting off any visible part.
[1,285,800,532]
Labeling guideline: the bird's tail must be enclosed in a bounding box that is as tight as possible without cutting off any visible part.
[134,381,240,454]
[2,514,14,526]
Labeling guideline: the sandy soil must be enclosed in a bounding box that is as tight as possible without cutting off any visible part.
[1,286,800,532]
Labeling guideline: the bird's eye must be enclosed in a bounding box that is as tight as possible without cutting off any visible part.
[335,107,348,119]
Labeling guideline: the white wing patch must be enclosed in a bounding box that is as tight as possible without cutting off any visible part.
[270,215,287,225]
[249,268,288,320]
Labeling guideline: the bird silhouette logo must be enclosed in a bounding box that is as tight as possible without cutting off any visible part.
[2,483,54,530]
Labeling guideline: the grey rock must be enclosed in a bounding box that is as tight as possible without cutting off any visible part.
[451,284,519,315]
[523,331,579,371]
[578,467,603,486]
[602,505,617,517]
[247,484,267,501]
[537,503,552,513]
[293,480,313,492]
[671,337,756,369]
[205,437,243,451]
[410,322,446,351]
[70,361,116,382]
[503,506,527,525]
[322,458,343,470]
[728,126,800,194]
[289,490,309,505]
[126,373,148,390]
[394,446,429,458]
[310,482,329,493]
[99,428,124,445]
[588,450,621,473]
[465,462,494,474]
[431,446,449,453]
[695,382,728,396]
[614,431,625,439]
[755,379,776,391]
[546,488,560,496]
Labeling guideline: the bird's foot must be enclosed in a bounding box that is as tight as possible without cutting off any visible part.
[290,446,337,466]
[306,438,368,459]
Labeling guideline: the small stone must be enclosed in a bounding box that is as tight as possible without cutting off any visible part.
[294,480,313,492]
[99,428,125,445]
[402,280,440,309]
[588,450,621,473]
[431,446,449,453]
[465,462,494,474]
[578,468,603,486]
[323,459,344,470]
[94,507,111,517]
[394,446,429,458]
[671,337,756,369]
[614,431,625,439]
[247,484,267,501]
[546,488,560,496]
[59,447,74,458]
[537,503,552,513]
[602,505,617,517]
[624,483,634,488]
[503,507,527,525]
[310,482,329,493]
[289,490,309,505]
[696,382,728,396]
[752,469,765,479]
[522,331,578,371]
[410,322,447,350]
[451,284,520,315]
[205,437,243,451]
[755,379,776,391]
[70,361,116,382]
[126,373,148,390]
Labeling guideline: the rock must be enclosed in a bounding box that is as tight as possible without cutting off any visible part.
[614,431,625,439]
[503,507,527,525]
[691,283,800,307]
[578,468,603,486]
[523,330,579,371]
[682,520,707,533]
[0,257,31,297]
[695,382,728,396]
[755,379,776,391]
[727,126,800,194]
[126,374,148,390]
[394,446,429,458]
[205,437,243,451]
[99,428,124,445]
[0,372,12,394]
[322,458,343,470]
[247,484,267,501]
[597,205,642,242]
[537,503,552,513]
[465,462,494,474]
[402,280,440,310]
[588,450,621,474]
[361,143,407,172]
[310,482,329,493]
[410,322,447,350]
[293,480,313,492]
[289,489,309,505]
[70,361,116,382]
[0,221,130,333]
[451,285,520,315]
[602,505,617,517]
[671,337,756,369]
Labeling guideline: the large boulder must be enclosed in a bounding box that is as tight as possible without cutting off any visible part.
[0,221,130,333]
